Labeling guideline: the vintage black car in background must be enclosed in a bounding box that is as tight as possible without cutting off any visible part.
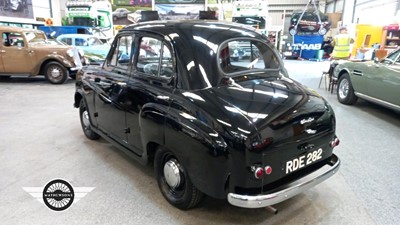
[74,21,340,210]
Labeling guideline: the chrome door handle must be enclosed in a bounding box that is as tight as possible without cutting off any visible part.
[0,50,5,53]
[28,50,34,54]
[156,95,170,100]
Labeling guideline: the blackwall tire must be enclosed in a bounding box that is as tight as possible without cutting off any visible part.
[154,147,204,210]
[337,73,358,105]
[44,61,69,84]
[79,99,100,140]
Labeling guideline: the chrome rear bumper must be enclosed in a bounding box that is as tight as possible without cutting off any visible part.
[227,154,340,208]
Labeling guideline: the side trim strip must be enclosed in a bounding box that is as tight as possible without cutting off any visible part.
[355,92,400,112]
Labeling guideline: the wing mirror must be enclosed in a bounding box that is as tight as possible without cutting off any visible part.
[373,57,380,64]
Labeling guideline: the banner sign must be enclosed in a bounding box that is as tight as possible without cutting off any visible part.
[293,35,324,59]
[155,4,204,20]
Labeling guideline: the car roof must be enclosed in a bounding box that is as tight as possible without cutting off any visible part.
[0,26,40,33]
[57,34,96,39]
[121,20,265,45]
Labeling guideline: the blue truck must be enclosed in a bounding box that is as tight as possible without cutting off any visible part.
[38,26,93,39]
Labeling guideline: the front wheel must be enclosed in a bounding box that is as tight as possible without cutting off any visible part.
[337,73,358,105]
[155,147,204,210]
[79,99,100,140]
[44,61,69,84]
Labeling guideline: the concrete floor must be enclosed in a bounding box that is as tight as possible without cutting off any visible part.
[0,60,399,225]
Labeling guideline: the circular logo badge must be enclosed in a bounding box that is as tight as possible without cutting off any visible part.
[42,179,74,211]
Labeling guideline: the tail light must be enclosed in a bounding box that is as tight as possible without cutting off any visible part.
[330,137,340,148]
[254,167,264,179]
[251,137,274,151]
[253,165,273,179]
[265,166,272,175]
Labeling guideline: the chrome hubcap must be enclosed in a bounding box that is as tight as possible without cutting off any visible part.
[163,159,182,188]
[82,110,90,128]
[338,79,349,99]
[50,66,61,78]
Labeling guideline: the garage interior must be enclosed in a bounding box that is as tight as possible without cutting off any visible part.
[1,60,398,225]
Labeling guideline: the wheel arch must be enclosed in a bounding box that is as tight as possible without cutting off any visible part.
[39,59,67,75]
[337,68,351,80]
[74,91,83,108]
[161,107,230,199]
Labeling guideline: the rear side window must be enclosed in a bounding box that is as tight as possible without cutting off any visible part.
[75,38,86,46]
[135,36,174,79]
[219,39,280,74]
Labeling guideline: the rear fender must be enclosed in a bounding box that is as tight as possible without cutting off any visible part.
[162,106,231,199]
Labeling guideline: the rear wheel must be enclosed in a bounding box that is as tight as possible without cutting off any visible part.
[44,61,69,84]
[79,99,100,140]
[337,73,358,105]
[155,147,204,210]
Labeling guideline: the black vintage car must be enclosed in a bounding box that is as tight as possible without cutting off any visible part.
[74,21,340,210]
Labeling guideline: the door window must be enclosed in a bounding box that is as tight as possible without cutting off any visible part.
[136,36,174,79]
[382,49,400,65]
[106,35,134,75]
[2,32,24,47]
[60,38,72,45]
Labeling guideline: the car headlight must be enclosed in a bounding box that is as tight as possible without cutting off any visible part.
[318,27,327,35]
[66,49,74,57]
[289,27,297,36]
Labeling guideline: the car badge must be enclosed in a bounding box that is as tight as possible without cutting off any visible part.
[300,117,314,125]
[305,129,317,134]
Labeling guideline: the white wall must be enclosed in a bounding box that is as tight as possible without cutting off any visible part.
[354,0,398,25]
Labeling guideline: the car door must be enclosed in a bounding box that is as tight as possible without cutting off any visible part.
[0,33,4,72]
[124,35,175,154]
[0,31,33,73]
[93,34,134,145]
[365,50,400,106]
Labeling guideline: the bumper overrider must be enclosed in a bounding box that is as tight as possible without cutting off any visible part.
[228,154,340,208]
[66,47,84,71]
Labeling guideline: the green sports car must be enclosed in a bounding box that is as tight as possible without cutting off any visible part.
[333,49,400,112]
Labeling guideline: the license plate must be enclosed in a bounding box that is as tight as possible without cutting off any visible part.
[285,148,323,174]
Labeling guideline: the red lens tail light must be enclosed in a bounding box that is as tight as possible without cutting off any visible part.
[330,137,340,148]
[254,167,264,179]
[265,166,272,175]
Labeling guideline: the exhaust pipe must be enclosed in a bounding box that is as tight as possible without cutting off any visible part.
[266,205,278,214]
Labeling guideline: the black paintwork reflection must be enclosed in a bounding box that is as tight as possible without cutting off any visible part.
[93,70,128,143]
